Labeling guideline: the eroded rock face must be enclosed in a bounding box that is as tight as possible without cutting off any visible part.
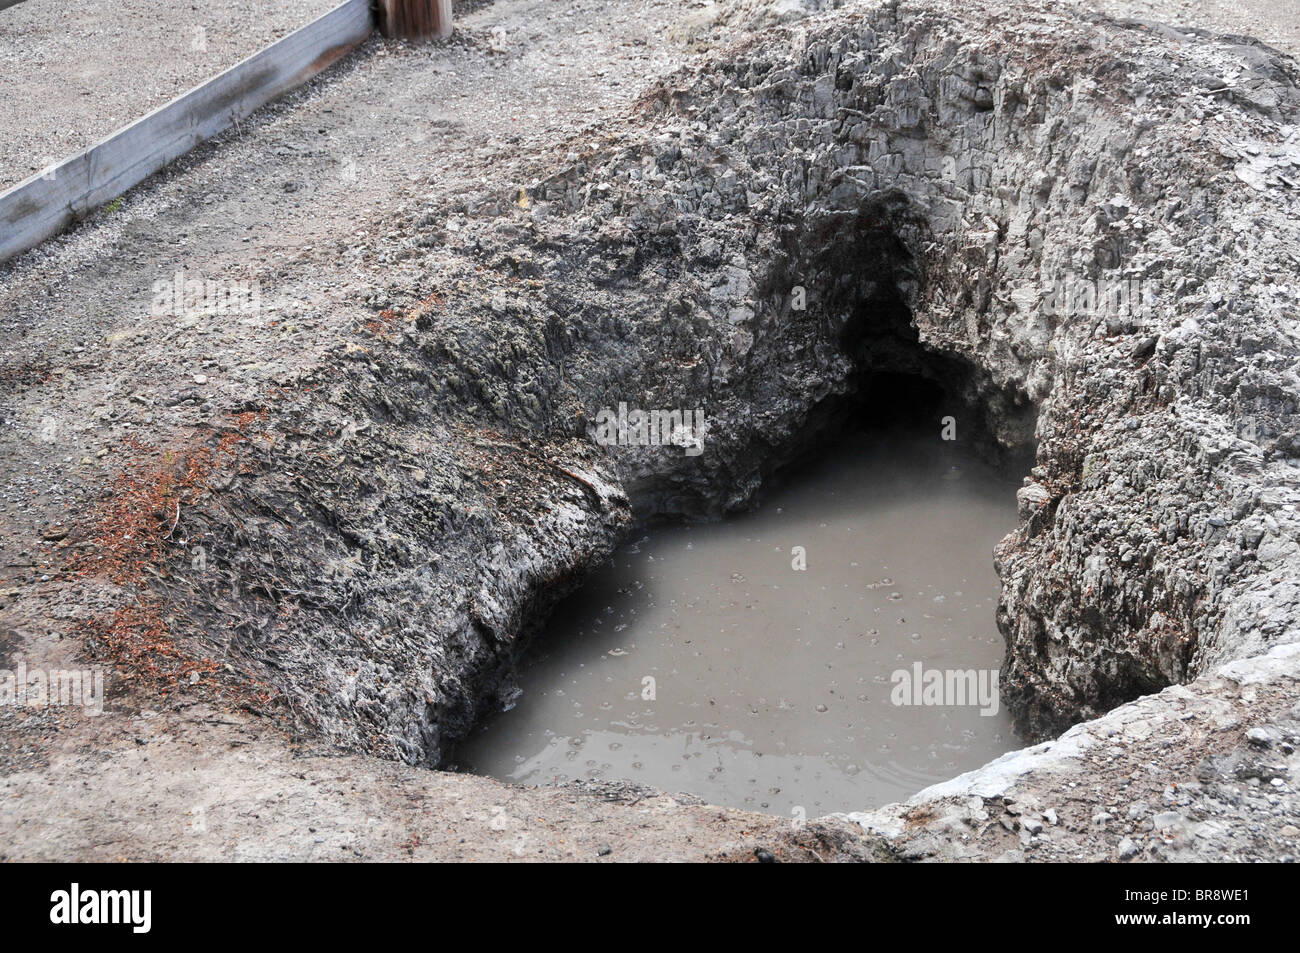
[167,0,1299,768]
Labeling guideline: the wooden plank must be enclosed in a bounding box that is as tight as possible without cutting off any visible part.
[378,0,452,40]
[0,0,373,265]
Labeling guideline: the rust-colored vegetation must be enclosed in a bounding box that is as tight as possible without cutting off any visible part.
[70,410,268,698]
[72,413,264,584]
[361,290,444,336]
[72,601,218,698]
[72,441,216,584]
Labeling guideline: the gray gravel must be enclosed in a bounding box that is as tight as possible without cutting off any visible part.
[0,0,341,190]
[1065,0,1299,58]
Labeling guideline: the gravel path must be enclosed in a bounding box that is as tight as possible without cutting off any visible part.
[2,0,1292,193]
[1067,0,1299,57]
[0,0,341,190]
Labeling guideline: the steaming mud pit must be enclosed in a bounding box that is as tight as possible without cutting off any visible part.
[458,427,1019,814]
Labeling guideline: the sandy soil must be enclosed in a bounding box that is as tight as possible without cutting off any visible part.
[1065,0,1299,57]
[0,0,341,191]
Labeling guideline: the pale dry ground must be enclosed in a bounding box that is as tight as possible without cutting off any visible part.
[0,0,340,190]
[3,0,1291,193]
[0,0,1296,862]
[0,704,839,862]
[1065,0,1299,57]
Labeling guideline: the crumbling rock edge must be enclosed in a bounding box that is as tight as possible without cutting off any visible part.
[836,643,1300,861]
[70,0,1299,858]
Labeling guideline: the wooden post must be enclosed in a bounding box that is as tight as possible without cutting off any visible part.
[378,0,452,40]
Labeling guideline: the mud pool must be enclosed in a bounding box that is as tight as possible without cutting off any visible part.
[456,429,1022,816]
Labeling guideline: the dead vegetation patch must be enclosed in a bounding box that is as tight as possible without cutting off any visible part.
[72,600,219,699]
[66,412,270,700]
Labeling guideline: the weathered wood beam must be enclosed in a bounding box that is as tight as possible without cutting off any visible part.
[377,0,453,40]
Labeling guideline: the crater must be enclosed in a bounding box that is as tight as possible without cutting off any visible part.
[453,210,1039,812]
[116,0,1299,853]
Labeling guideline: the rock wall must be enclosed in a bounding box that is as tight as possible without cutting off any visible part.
[161,0,1300,766]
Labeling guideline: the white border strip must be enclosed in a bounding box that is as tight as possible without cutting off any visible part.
[0,0,373,265]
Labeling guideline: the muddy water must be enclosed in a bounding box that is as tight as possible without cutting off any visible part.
[456,430,1021,816]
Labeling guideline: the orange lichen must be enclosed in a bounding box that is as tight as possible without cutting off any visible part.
[74,600,219,697]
